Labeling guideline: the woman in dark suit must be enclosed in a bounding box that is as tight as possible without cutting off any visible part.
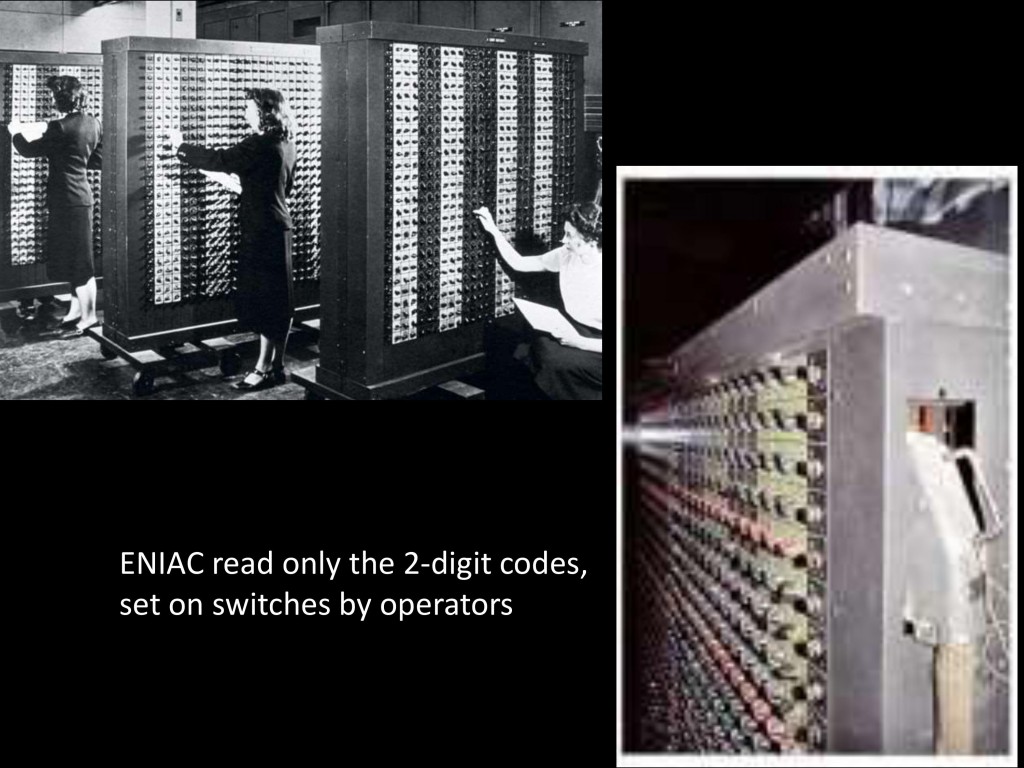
[166,87,296,391]
[8,75,102,337]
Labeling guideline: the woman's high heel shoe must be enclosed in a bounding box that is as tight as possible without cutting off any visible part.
[233,367,274,391]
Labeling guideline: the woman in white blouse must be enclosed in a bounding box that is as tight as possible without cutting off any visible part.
[473,202,602,399]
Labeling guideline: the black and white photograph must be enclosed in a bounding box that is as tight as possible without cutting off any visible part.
[620,168,1015,760]
[0,0,602,399]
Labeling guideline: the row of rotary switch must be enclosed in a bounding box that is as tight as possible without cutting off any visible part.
[680,475,825,524]
[682,407,824,433]
[696,363,823,396]
[681,444,825,479]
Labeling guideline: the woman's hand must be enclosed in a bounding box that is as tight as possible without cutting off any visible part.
[552,328,602,353]
[7,121,23,137]
[165,128,183,152]
[472,207,499,236]
[553,327,591,351]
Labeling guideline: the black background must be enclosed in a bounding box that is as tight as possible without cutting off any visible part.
[9,4,1016,764]
[43,426,613,763]
[624,179,844,400]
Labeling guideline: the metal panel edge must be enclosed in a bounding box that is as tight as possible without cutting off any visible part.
[318,20,587,55]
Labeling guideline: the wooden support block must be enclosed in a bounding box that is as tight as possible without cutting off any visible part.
[437,379,485,400]
[200,337,235,351]
[133,350,166,365]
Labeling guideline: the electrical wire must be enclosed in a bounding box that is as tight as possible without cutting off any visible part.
[975,551,1010,687]
[948,448,1010,687]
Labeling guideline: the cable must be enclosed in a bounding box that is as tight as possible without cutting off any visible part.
[973,545,1010,687]
[949,447,1010,687]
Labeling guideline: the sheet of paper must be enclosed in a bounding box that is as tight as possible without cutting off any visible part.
[19,121,49,142]
[513,298,577,338]
[199,169,242,195]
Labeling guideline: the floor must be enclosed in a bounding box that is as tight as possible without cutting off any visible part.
[0,298,544,400]
[0,300,309,400]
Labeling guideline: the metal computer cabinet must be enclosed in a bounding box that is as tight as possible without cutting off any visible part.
[99,37,321,351]
[1,51,103,303]
[636,223,1008,753]
[314,22,586,399]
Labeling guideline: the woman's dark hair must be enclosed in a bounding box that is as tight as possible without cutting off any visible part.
[46,75,86,113]
[566,201,602,248]
[246,87,294,140]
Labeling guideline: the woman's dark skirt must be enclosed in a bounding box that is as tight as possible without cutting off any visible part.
[236,228,294,341]
[519,315,603,400]
[46,205,94,290]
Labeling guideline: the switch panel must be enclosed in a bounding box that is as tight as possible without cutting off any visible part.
[627,224,1009,754]
[142,52,320,306]
[98,37,321,352]
[0,54,103,295]
[635,353,829,753]
[316,23,587,399]
[382,42,577,344]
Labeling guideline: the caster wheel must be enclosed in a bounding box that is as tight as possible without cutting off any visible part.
[100,346,117,360]
[220,351,241,376]
[0,313,20,335]
[304,389,325,400]
[132,371,155,397]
